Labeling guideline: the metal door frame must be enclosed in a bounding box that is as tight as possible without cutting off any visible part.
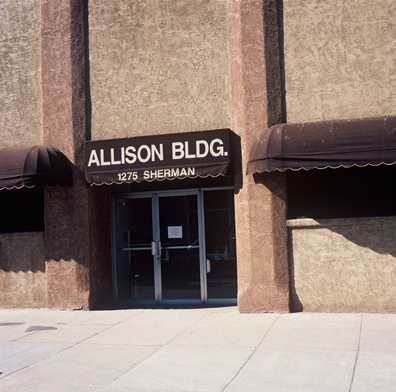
[112,189,206,304]
[111,186,235,305]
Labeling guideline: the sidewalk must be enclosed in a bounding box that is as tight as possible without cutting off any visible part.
[0,307,395,392]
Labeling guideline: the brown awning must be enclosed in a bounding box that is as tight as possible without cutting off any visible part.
[0,145,73,190]
[85,129,232,184]
[247,115,396,174]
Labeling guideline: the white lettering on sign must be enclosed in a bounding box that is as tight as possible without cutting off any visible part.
[172,142,184,160]
[110,148,121,165]
[152,144,164,161]
[121,147,125,164]
[143,167,195,180]
[87,150,100,167]
[100,149,110,166]
[137,145,150,163]
[125,146,136,163]
[87,137,227,167]
[185,142,195,159]
[117,172,138,181]
[171,139,227,160]
[210,138,227,157]
[196,140,209,158]
[88,144,165,167]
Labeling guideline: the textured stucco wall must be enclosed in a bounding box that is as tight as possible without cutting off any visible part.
[89,0,230,140]
[289,217,396,312]
[0,232,46,308]
[0,0,42,147]
[282,0,396,122]
[44,167,91,310]
[227,0,288,312]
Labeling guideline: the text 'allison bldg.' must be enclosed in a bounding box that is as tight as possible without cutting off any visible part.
[1,0,395,312]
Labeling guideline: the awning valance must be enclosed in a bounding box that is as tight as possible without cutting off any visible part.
[85,129,232,184]
[247,115,396,174]
[0,145,73,190]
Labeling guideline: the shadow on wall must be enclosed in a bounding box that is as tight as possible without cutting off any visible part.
[0,231,46,308]
[44,166,113,308]
[0,232,45,273]
[289,248,303,312]
[326,220,396,259]
[253,171,288,202]
[0,165,112,308]
[289,217,396,312]
[230,132,242,194]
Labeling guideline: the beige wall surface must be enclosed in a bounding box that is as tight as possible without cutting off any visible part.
[282,0,396,123]
[0,232,46,308]
[0,0,42,147]
[289,217,396,312]
[89,0,230,141]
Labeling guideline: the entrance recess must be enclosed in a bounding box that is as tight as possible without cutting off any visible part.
[112,188,237,305]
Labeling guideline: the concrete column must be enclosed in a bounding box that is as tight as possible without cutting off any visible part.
[41,0,112,309]
[227,0,289,312]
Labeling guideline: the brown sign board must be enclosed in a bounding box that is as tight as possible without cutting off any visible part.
[85,129,232,184]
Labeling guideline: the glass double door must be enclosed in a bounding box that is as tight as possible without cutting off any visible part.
[114,191,204,304]
[112,189,237,305]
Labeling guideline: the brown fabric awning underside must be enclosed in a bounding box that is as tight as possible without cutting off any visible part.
[0,145,73,190]
[247,115,396,174]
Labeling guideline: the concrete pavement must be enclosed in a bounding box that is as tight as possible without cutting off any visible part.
[0,307,396,391]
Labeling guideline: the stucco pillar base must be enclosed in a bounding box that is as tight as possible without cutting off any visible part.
[46,259,89,309]
[226,0,288,311]
[44,168,90,309]
[238,283,289,313]
[236,172,289,313]
[44,171,112,310]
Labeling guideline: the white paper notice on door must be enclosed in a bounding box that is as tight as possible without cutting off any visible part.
[168,226,183,238]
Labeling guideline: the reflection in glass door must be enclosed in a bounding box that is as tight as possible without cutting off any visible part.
[203,189,237,301]
[113,197,155,301]
[159,194,201,300]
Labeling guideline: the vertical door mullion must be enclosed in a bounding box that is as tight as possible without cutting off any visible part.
[152,193,162,303]
[197,190,207,303]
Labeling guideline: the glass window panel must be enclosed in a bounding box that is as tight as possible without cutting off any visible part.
[204,190,237,299]
[159,195,200,300]
[114,198,155,300]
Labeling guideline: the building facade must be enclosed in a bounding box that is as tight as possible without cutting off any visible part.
[1,0,395,312]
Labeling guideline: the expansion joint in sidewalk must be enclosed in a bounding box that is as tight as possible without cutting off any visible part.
[348,313,363,392]
[221,313,281,392]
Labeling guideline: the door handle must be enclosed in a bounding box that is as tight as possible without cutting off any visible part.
[206,259,211,273]
[152,241,162,257]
